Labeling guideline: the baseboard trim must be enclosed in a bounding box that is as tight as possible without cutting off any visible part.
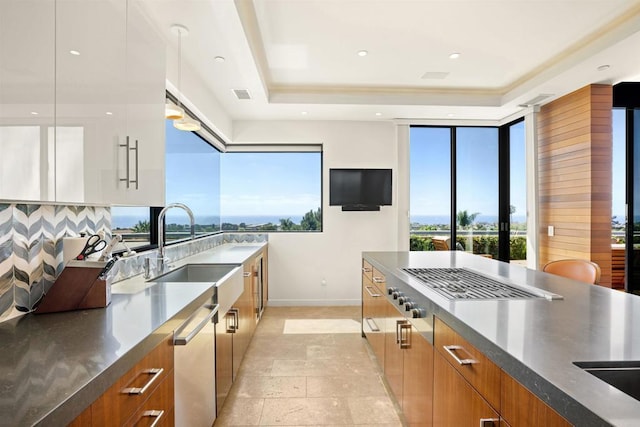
[267,299,360,307]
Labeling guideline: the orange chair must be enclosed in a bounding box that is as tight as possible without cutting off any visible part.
[542,259,601,284]
[432,237,451,251]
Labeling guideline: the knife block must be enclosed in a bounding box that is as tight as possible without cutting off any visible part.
[35,261,112,314]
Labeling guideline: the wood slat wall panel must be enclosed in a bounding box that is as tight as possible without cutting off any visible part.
[538,84,613,287]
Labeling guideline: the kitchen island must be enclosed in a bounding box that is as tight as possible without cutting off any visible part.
[363,250,640,426]
[0,242,266,427]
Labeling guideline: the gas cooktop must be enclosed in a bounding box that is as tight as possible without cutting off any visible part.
[401,268,562,301]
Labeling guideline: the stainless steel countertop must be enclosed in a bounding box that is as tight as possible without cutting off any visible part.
[363,250,640,427]
[0,242,266,427]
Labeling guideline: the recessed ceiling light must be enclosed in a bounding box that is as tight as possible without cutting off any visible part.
[449,52,461,59]
[375,112,382,116]
[357,50,368,57]
[69,50,80,56]
[447,113,455,117]
[597,64,610,71]
[30,111,38,115]
[105,111,113,115]
[301,111,308,115]
[214,56,225,63]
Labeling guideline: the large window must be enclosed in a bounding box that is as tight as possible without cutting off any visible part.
[410,121,526,262]
[220,151,322,232]
[165,121,221,241]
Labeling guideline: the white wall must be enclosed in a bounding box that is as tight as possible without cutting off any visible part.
[233,120,400,305]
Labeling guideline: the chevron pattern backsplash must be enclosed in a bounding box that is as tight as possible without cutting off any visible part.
[0,203,110,318]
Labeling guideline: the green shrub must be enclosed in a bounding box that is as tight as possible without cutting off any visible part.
[409,235,527,260]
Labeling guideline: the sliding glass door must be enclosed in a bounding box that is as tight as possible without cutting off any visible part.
[409,119,526,262]
[456,127,499,257]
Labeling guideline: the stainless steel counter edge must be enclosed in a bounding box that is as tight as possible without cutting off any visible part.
[363,251,628,427]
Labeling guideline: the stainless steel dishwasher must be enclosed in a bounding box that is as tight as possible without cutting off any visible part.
[174,302,219,427]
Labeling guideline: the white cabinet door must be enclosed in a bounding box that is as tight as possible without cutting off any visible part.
[55,0,128,204]
[114,0,165,206]
[0,0,56,202]
[54,0,165,206]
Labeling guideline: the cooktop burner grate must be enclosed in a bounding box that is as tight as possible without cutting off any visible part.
[401,268,546,300]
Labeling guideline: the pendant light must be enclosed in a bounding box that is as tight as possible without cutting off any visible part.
[170,24,201,131]
[165,100,184,120]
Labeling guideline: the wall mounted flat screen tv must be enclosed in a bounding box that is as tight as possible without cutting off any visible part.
[329,168,392,211]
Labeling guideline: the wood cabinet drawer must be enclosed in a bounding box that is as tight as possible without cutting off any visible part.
[434,317,501,411]
[501,371,572,427]
[91,334,174,425]
[123,373,175,427]
[371,268,386,293]
[362,260,374,281]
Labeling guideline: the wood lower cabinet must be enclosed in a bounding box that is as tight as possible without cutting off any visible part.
[501,372,572,427]
[362,275,385,365]
[403,323,434,427]
[434,317,501,410]
[69,334,174,426]
[433,350,499,426]
[384,302,405,401]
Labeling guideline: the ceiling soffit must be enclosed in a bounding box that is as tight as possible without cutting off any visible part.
[235,0,640,108]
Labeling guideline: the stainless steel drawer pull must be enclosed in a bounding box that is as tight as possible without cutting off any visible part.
[372,276,385,284]
[362,267,372,273]
[365,286,381,297]
[121,368,164,395]
[142,410,164,427]
[243,271,251,277]
[479,418,499,427]
[443,345,478,365]
[399,322,411,349]
[174,303,219,345]
[365,317,380,332]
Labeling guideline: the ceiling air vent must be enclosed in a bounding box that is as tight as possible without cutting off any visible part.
[421,71,449,80]
[233,89,251,100]
[518,93,553,107]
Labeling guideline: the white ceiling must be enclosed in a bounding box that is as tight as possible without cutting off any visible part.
[142,0,640,123]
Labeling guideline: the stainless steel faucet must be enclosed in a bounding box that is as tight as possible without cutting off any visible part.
[154,203,195,276]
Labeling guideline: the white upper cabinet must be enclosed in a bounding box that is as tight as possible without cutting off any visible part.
[0,0,56,202]
[0,0,165,205]
[56,0,166,206]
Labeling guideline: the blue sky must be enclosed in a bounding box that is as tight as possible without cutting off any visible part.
[220,152,321,217]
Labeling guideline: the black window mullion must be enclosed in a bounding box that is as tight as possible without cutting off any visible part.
[451,127,457,247]
[498,124,511,262]
[150,206,162,247]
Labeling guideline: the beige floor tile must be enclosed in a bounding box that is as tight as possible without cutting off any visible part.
[215,397,265,426]
[346,396,402,424]
[235,376,307,398]
[237,357,274,377]
[306,375,387,398]
[259,397,352,425]
[305,342,370,360]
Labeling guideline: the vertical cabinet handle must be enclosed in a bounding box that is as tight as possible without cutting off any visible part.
[479,418,499,427]
[141,410,164,427]
[399,322,411,349]
[119,136,131,189]
[226,308,239,333]
[130,139,139,189]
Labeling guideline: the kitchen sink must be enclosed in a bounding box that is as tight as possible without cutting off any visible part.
[151,264,239,283]
[574,361,640,401]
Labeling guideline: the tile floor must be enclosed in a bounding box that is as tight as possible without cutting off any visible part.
[214,306,404,426]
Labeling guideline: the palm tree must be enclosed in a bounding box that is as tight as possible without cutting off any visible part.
[457,210,480,229]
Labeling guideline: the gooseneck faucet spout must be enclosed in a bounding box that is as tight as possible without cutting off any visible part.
[154,203,195,276]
